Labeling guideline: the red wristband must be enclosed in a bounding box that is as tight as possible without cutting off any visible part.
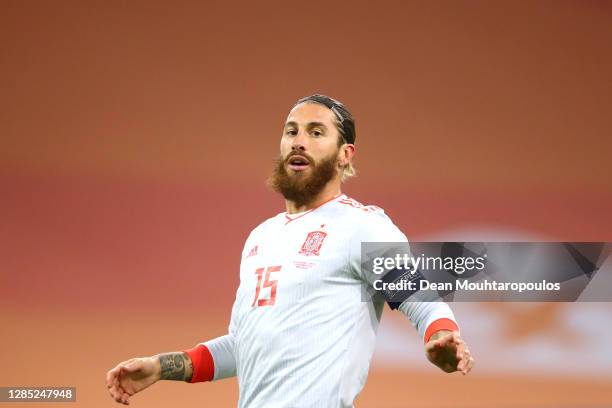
[184,344,215,383]
[424,318,459,343]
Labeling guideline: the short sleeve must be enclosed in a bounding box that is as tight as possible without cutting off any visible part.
[348,210,410,285]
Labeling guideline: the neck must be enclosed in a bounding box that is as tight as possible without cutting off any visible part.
[285,180,342,214]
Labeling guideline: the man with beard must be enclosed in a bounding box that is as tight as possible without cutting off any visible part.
[106,95,474,407]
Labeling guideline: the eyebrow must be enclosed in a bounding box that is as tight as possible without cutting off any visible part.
[284,121,328,129]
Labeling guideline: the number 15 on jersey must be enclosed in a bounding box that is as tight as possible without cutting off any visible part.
[252,266,282,307]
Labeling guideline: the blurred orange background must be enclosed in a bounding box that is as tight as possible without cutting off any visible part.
[1,1,611,407]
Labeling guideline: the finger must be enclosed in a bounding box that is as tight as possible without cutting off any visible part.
[444,331,464,348]
[455,343,466,360]
[124,389,134,405]
[118,392,129,406]
[112,375,128,397]
[113,375,122,392]
[461,358,469,375]
[458,354,467,372]
[464,356,475,374]
[455,347,469,371]
[106,365,122,388]
[109,384,125,401]
[461,348,471,364]
[460,352,473,374]
[457,356,464,372]
[112,387,123,404]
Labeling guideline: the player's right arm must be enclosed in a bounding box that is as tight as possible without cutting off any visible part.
[106,351,194,405]
[106,292,240,405]
[106,334,237,405]
[106,231,256,405]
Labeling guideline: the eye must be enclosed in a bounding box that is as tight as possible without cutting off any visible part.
[311,128,323,137]
[285,129,297,136]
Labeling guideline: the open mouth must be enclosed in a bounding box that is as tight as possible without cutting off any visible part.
[286,155,311,171]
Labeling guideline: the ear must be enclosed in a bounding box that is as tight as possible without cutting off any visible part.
[338,144,356,168]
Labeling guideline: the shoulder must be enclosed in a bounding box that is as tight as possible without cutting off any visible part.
[247,212,283,237]
[241,212,283,252]
[335,195,386,215]
[334,195,393,225]
[333,195,407,241]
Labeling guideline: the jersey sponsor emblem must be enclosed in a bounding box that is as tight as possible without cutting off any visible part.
[299,231,327,256]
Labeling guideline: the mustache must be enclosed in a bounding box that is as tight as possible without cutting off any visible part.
[283,151,314,165]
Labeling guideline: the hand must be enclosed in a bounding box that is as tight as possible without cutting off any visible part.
[425,330,474,375]
[106,357,160,405]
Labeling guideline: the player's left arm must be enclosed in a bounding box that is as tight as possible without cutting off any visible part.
[349,209,474,375]
[398,301,474,375]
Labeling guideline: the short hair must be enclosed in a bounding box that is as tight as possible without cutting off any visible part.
[293,94,357,181]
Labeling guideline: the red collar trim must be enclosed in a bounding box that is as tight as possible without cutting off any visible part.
[284,194,343,225]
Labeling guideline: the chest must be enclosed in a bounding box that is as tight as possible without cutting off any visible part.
[238,219,354,308]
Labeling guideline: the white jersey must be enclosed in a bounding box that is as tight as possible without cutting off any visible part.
[203,194,457,408]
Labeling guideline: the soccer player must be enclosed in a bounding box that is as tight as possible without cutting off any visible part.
[106,95,474,407]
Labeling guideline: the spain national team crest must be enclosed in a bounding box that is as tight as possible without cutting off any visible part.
[299,231,327,256]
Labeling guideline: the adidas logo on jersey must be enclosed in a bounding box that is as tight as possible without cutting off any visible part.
[245,245,258,258]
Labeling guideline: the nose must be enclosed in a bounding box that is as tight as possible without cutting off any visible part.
[291,130,307,152]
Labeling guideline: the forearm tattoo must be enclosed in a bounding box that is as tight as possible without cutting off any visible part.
[158,352,193,382]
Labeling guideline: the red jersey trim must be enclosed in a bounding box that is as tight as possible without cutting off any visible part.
[284,194,343,225]
[185,344,215,382]
[424,318,460,343]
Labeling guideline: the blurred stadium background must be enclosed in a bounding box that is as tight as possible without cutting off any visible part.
[1,1,611,407]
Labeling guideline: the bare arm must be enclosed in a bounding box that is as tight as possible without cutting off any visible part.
[106,352,194,405]
[157,352,193,381]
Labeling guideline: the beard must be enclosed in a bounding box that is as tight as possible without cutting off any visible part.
[267,150,338,208]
